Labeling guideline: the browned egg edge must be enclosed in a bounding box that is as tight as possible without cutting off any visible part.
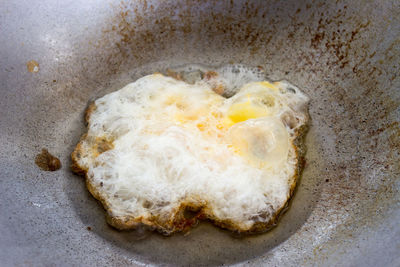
[71,85,310,235]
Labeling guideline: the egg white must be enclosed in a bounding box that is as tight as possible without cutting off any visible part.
[74,72,309,233]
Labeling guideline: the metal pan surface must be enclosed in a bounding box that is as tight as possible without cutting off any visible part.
[0,0,399,266]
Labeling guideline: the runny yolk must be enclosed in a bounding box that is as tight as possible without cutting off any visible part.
[226,94,269,125]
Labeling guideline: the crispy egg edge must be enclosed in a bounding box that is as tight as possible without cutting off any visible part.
[71,99,310,235]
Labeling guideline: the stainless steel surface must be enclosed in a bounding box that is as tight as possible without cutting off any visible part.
[0,0,399,266]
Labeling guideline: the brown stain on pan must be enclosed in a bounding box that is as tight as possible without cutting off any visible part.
[310,5,371,69]
[95,0,289,74]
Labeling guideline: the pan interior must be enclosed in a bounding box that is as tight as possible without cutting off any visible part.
[0,0,398,266]
[65,60,323,265]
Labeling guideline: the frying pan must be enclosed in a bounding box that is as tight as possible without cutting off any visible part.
[1,0,399,266]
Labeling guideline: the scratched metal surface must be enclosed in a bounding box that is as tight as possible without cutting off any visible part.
[0,0,399,266]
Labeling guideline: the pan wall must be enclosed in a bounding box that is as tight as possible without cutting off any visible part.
[0,0,399,266]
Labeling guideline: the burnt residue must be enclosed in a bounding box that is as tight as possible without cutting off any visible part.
[94,0,291,75]
[92,0,396,93]
[35,148,62,171]
[310,6,371,69]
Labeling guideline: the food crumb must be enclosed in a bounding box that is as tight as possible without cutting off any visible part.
[35,148,61,171]
[26,60,40,73]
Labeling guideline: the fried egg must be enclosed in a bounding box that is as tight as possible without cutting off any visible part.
[72,67,309,234]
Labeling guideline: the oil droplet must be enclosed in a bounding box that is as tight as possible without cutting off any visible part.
[27,60,39,73]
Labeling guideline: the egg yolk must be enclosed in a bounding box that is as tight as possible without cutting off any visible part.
[226,95,269,125]
[155,80,288,169]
